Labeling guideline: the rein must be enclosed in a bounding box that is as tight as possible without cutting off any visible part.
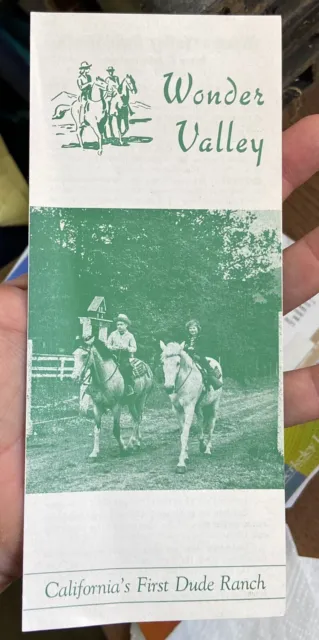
[90,83,106,103]
[80,346,119,386]
[163,352,195,394]
[175,362,194,393]
[79,346,91,382]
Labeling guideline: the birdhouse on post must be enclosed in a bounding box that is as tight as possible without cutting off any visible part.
[78,296,112,344]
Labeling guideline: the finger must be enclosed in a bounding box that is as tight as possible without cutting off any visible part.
[101,623,130,640]
[283,227,319,314]
[0,286,27,334]
[283,114,319,200]
[5,274,28,290]
[284,367,319,427]
[282,115,319,314]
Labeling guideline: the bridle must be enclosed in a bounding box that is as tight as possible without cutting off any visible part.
[76,344,119,386]
[122,75,136,94]
[162,352,195,393]
[76,344,92,384]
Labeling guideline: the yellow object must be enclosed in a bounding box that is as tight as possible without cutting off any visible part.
[0,136,28,226]
[285,421,319,477]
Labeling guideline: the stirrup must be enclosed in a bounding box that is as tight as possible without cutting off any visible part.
[126,385,134,396]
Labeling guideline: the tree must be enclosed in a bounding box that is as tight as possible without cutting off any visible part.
[29,206,281,380]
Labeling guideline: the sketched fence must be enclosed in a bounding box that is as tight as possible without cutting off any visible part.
[32,354,74,380]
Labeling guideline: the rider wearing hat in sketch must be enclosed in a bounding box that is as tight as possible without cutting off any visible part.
[107,314,136,396]
[77,61,93,125]
[98,65,120,116]
[105,66,120,88]
[184,319,222,391]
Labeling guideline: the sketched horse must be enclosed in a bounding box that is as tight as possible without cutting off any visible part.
[71,340,153,458]
[53,80,108,155]
[52,74,137,151]
[107,74,137,144]
[70,79,108,155]
[160,341,223,473]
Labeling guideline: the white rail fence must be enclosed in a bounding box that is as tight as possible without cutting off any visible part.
[27,350,76,437]
[32,354,74,380]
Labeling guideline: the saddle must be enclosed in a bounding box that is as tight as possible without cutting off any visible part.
[196,360,223,391]
[130,358,148,379]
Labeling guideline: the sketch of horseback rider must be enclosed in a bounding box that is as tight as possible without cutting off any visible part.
[105,66,120,88]
[106,314,136,396]
[184,319,223,391]
[95,66,120,117]
[97,66,135,120]
[77,61,93,125]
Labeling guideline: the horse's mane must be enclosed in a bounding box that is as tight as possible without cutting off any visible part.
[92,340,114,361]
[161,342,179,358]
[162,342,191,363]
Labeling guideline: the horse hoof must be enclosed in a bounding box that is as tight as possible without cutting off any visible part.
[199,440,206,454]
[176,465,187,474]
[98,149,102,156]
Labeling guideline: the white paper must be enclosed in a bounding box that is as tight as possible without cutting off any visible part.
[24,13,284,631]
[135,528,316,640]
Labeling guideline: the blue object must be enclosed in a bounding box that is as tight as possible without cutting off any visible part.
[5,248,28,281]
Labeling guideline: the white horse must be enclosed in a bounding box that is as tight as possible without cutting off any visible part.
[160,341,223,473]
[72,340,153,458]
[70,80,107,155]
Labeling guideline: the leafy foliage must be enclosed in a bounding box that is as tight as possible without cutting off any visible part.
[29,207,281,380]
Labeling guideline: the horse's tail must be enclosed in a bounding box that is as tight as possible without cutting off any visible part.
[52,103,71,120]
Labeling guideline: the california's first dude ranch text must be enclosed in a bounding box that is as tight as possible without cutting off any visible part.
[45,573,267,601]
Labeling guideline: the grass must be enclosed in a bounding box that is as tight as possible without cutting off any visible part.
[26,378,283,493]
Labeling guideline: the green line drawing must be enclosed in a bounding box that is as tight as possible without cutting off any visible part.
[51,62,152,154]
[25,564,286,577]
[24,597,285,613]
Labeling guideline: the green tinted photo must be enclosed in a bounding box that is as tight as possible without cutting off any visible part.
[27,207,283,493]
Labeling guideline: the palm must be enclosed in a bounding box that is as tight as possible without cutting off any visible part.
[0,280,27,591]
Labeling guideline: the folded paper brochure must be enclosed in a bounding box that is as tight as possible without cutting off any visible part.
[23,13,285,631]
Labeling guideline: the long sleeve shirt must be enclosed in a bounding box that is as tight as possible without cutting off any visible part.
[77,74,92,99]
[106,330,137,355]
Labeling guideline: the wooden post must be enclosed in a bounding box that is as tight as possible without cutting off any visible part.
[60,356,65,381]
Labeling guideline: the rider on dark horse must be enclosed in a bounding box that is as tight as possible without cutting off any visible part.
[184,319,222,391]
[107,314,136,396]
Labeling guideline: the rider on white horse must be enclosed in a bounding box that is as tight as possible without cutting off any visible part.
[184,319,223,391]
[107,314,137,396]
[77,61,93,125]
